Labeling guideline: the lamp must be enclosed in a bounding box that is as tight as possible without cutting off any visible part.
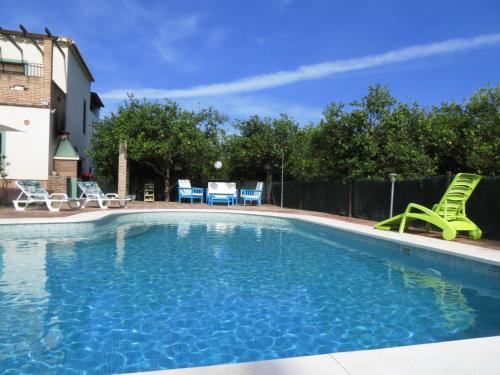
[388,173,398,217]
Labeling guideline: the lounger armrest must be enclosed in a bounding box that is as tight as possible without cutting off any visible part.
[50,193,68,199]
[106,193,119,198]
[191,187,203,194]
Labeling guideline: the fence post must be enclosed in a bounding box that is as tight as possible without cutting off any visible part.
[299,182,303,210]
[446,171,452,187]
[348,180,353,217]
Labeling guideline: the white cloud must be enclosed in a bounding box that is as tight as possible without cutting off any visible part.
[101,33,500,100]
[280,0,294,8]
[154,14,201,64]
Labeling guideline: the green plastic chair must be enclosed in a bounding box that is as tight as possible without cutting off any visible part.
[375,173,482,241]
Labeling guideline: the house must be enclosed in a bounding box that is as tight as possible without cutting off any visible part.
[0,26,103,196]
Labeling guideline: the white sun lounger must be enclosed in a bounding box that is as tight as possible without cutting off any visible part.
[13,179,81,212]
[78,181,134,209]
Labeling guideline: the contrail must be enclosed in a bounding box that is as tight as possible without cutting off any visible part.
[101,33,500,99]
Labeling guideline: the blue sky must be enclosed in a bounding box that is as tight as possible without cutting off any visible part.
[2,0,499,124]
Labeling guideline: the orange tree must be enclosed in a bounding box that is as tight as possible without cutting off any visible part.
[89,96,225,201]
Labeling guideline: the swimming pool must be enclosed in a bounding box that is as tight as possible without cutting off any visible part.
[1,212,499,374]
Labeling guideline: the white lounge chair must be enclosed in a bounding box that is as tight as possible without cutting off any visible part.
[207,182,238,206]
[178,179,204,203]
[13,179,81,212]
[240,182,264,206]
[78,181,134,209]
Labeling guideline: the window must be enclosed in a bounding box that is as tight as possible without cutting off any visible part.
[83,100,87,134]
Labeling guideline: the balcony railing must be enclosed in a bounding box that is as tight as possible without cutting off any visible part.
[24,63,43,77]
[0,61,43,77]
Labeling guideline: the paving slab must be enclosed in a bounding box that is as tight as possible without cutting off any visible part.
[332,336,500,375]
[121,354,348,375]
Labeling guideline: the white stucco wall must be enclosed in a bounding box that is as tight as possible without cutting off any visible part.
[0,106,51,180]
[52,44,67,91]
[64,47,93,173]
[0,37,44,65]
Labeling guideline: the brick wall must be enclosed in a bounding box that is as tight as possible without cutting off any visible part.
[53,159,77,178]
[117,142,129,195]
[47,175,67,194]
[0,39,53,108]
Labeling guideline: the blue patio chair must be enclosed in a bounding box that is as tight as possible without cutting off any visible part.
[240,182,264,206]
[178,179,204,204]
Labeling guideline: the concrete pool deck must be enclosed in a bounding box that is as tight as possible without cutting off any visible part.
[122,336,500,375]
[1,204,500,374]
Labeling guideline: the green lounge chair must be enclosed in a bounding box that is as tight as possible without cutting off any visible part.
[375,173,482,241]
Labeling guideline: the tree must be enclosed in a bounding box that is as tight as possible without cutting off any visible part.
[462,85,500,175]
[226,115,300,202]
[89,97,225,201]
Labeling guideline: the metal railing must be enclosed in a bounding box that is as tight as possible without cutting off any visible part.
[0,62,43,77]
[24,63,43,77]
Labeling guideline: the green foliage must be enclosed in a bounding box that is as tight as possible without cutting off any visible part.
[88,96,226,200]
[225,114,300,201]
[89,84,499,198]
[0,155,7,179]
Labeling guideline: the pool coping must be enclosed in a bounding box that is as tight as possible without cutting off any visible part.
[1,208,500,375]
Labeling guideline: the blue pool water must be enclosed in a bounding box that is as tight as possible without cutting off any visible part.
[1,212,500,374]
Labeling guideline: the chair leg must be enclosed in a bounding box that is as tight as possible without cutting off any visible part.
[45,199,60,212]
[98,199,109,209]
[13,200,27,211]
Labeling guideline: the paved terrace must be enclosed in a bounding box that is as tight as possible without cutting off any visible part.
[0,202,498,250]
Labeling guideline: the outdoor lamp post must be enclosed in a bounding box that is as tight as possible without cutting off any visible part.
[389,173,398,217]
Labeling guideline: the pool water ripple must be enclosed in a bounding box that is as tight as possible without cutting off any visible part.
[1,213,500,374]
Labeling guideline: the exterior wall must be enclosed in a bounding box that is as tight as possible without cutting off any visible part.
[1,33,98,181]
[53,159,77,177]
[51,44,67,91]
[0,39,53,108]
[47,175,67,194]
[0,36,44,64]
[64,47,92,172]
[0,106,51,180]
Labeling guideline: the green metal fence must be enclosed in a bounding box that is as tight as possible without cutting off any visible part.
[272,175,500,239]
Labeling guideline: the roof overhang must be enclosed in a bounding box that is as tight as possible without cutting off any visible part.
[90,92,104,108]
